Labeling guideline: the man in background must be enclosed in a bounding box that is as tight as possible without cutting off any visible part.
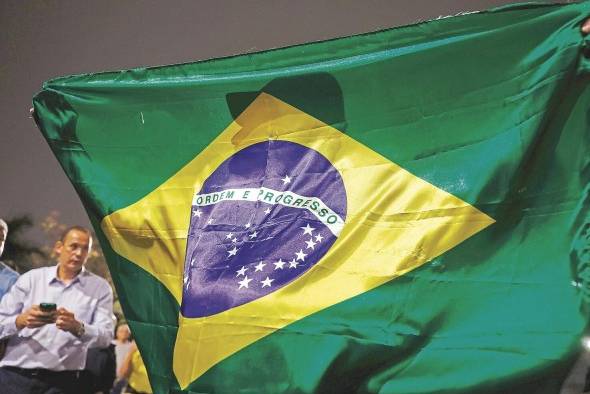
[0,226,115,394]
[0,219,19,298]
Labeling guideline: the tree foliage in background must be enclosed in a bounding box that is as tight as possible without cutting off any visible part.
[2,214,46,273]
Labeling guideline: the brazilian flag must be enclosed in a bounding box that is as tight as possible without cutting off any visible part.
[33,2,590,393]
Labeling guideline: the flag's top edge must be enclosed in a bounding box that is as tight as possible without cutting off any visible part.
[40,1,582,90]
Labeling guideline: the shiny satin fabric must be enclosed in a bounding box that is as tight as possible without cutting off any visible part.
[33,2,590,393]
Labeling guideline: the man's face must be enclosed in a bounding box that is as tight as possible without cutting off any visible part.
[0,226,6,257]
[54,229,92,275]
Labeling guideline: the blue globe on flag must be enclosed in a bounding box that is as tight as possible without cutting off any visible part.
[181,140,347,318]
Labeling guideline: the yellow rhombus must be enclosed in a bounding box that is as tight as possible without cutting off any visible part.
[101,93,495,388]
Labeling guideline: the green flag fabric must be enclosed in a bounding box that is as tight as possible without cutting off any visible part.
[33,2,590,393]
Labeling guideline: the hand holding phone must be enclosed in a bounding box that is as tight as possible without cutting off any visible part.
[15,304,57,330]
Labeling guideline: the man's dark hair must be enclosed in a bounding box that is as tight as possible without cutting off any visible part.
[59,225,92,242]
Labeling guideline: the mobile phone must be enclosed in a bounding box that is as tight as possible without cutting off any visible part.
[39,303,56,312]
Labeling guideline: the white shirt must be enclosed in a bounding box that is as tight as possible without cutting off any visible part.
[0,265,115,371]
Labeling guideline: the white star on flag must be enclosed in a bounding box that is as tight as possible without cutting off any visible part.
[295,249,307,261]
[288,259,298,269]
[264,208,271,215]
[207,218,214,224]
[238,276,252,289]
[305,238,316,250]
[249,231,258,239]
[227,246,238,257]
[281,175,291,185]
[254,261,266,272]
[245,222,251,229]
[261,277,274,288]
[273,259,286,270]
[301,224,315,236]
[232,237,238,243]
[315,233,324,243]
[236,266,247,277]
[226,232,234,239]
[193,209,202,218]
